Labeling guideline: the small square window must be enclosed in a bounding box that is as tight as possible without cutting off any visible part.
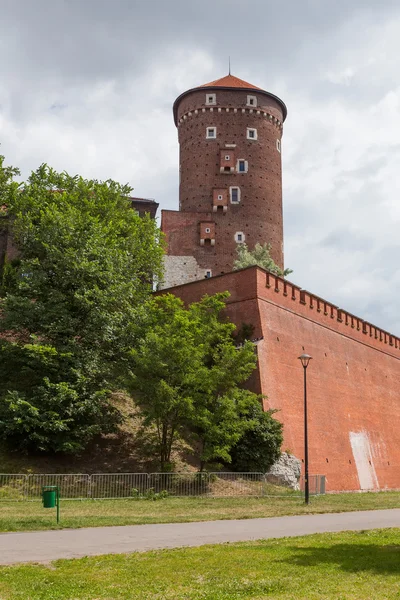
[247,128,257,140]
[206,127,216,139]
[206,94,216,105]
[225,155,230,161]
[238,160,247,173]
[235,231,245,243]
[276,139,281,153]
[247,95,257,107]
[218,194,223,200]
[205,227,211,234]
[205,270,212,279]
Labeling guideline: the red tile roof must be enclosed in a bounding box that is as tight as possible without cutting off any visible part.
[172,74,287,124]
[200,74,262,90]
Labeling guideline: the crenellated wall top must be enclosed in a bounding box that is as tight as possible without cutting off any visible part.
[262,271,400,358]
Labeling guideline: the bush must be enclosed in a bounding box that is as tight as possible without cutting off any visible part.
[230,404,283,473]
[0,342,120,453]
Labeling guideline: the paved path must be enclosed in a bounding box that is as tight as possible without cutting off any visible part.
[0,509,399,565]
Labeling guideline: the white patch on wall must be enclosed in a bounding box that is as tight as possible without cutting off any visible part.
[160,255,204,289]
[349,431,379,490]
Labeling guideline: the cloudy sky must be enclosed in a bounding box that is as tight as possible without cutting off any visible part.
[1,0,399,335]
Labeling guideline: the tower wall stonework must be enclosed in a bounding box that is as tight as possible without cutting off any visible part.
[161,76,286,288]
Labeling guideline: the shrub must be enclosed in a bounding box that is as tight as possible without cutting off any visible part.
[230,404,283,473]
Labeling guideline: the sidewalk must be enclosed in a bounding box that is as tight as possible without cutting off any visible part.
[0,509,399,565]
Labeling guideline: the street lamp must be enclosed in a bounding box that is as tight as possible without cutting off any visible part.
[298,353,312,504]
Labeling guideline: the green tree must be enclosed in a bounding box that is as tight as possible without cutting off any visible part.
[187,295,259,470]
[0,155,20,204]
[230,403,283,473]
[0,162,164,453]
[234,242,293,277]
[129,292,261,471]
[0,341,119,453]
[128,294,201,471]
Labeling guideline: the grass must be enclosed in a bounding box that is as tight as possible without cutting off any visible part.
[0,528,399,598]
[0,491,399,532]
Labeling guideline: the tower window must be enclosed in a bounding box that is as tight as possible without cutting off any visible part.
[206,127,216,139]
[247,95,257,107]
[230,186,241,204]
[235,231,245,243]
[206,94,216,105]
[217,194,223,200]
[237,159,248,173]
[225,155,230,161]
[276,139,281,153]
[205,270,212,279]
[205,227,211,234]
[247,128,257,140]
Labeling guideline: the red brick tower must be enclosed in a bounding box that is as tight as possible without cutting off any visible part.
[161,74,287,288]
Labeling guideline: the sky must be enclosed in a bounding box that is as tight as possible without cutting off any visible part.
[1,0,399,336]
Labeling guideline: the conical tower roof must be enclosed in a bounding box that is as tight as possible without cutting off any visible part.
[199,74,262,90]
[173,73,286,125]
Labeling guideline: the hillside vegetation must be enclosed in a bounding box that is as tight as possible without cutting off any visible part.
[0,156,283,474]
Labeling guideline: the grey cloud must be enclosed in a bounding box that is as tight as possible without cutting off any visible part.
[1,0,400,335]
[320,230,372,252]
[1,0,400,85]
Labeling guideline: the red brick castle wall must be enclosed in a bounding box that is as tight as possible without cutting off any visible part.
[159,73,400,492]
[164,267,400,492]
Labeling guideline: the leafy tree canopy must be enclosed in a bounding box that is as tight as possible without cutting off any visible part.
[0,160,164,453]
[234,242,293,277]
[230,403,283,473]
[128,292,271,471]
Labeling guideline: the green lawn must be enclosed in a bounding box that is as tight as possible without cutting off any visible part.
[0,491,399,532]
[0,528,399,599]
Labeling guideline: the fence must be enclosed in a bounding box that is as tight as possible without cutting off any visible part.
[0,472,326,501]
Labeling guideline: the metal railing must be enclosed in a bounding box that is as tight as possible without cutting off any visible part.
[300,474,326,496]
[0,472,326,501]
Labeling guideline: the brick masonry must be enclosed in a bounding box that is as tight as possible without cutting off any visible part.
[160,266,400,492]
[161,79,286,288]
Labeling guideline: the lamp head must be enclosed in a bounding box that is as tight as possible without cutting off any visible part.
[298,354,312,368]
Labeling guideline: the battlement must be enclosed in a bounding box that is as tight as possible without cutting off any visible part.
[161,266,400,359]
[262,270,400,358]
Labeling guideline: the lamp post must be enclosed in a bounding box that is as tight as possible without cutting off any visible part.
[298,353,312,504]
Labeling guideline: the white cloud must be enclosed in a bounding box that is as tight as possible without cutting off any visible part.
[323,67,355,86]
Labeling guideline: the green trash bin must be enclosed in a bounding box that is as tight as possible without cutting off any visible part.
[42,486,58,508]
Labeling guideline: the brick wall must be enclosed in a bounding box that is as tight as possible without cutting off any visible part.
[162,85,285,286]
[161,266,400,492]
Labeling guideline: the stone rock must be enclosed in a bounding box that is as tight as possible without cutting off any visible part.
[266,452,301,490]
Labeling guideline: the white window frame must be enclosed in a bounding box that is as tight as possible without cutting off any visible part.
[235,231,245,243]
[205,227,211,234]
[206,93,216,105]
[247,95,257,107]
[205,269,212,278]
[217,194,223,201]
[230,186,241,204]
[247,128,257,140]
[225,154,230,161]
[206,127,216,139]
[276,139,281,153]
[237,159,248,173]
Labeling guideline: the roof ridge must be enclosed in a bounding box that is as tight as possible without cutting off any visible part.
[200,74,262,90]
